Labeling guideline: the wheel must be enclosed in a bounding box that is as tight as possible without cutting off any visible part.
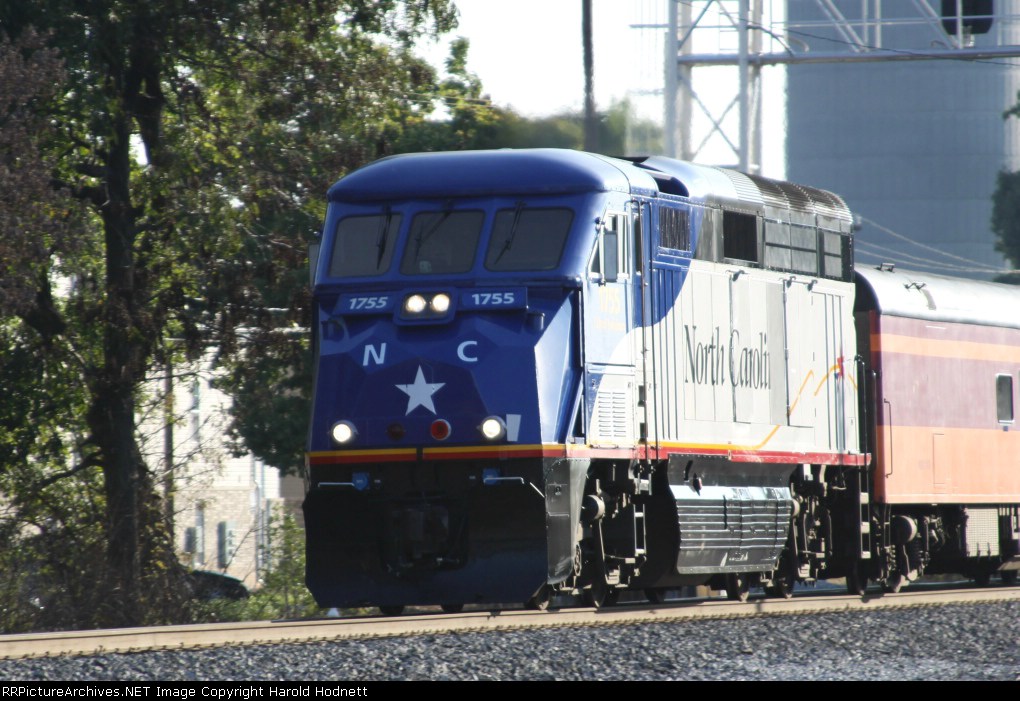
[845,560,867,596]
[525,585,552,611]
[645,588,665,604]
[1002,570,1018,586]
[764,575,794,599]
[378,605,405,616]
[973,570,992,587]
[583,576,609,609]
[440,603,464,613]
[765,556,796,599]
[882,572,903,594]
[725,573,750,602]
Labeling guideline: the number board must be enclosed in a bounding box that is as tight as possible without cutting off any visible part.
[459,288,527,311]
[335,294,397,315]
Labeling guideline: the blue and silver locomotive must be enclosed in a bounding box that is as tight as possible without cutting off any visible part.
[304,149,869,612]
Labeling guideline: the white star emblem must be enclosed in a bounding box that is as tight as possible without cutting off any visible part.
[395,366,445,415]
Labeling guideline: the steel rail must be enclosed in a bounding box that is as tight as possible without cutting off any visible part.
[2,586,1018,660]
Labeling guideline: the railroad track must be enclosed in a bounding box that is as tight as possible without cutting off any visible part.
[3,585,1018,661]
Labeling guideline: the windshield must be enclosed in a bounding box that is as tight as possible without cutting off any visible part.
[400,210,483,275]
[329,212,402,277]
[485,207,573,271]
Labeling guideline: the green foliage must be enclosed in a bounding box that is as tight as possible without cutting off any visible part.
[396,95,662,156]
[0,0,463,628]
[217,330,312,475]
[0,501,108,633]
[0,29,87,321]
[195,512,321,622]
[992,168,1020,282]
[0,186,122,634]
[993,98,1020,284]
[245,512,320,620]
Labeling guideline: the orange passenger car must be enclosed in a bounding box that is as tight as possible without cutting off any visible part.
[855,265,1020,586]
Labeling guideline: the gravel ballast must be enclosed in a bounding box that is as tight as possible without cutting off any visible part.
[0,601,1017,681]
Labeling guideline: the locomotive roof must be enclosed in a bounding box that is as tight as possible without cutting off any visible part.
[328,150,853,230]
[327,149,659,202]
[627,155,853,227]
[856,265,1020,330]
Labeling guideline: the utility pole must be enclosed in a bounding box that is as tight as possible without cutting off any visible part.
[663,0,692,158]
[583,0,598,151]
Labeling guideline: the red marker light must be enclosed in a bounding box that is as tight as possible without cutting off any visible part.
[430,419,451,441]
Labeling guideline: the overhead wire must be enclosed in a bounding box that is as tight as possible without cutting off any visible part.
[853,240,1000,274]
[772,11,1020,68]
[853,215,1020,275]
[857,215,1008,269]
[853,246,1018,275]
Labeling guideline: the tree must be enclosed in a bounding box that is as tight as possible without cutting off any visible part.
[991,169,1020,283]
[0,29,111,633]
[467,98,662,155]
[0,0,460,627]
[992,99,1020,284]
[194,512,320,623]
[0,30,84,320]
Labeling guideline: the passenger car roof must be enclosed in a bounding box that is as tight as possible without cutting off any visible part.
[856,265,1020,330]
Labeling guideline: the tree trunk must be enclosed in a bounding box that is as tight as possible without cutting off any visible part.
[87,108,149,626]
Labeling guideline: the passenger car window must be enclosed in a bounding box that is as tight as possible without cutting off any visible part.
[401,210,483,275]
[329,213,402,278]
[997,374,1014,423]
[485,207,573,271]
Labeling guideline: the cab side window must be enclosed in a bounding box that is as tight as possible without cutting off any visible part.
[590,213,629,282]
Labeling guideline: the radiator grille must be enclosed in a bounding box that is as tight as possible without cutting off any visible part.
[592,379,634,443]
[672,485,792,573]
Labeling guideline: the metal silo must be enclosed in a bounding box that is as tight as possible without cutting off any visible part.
[785,1,1020,278]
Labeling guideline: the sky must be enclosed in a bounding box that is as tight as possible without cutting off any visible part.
[422,0,788,176]
[432,1,647,117]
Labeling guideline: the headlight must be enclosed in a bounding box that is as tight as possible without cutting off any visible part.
[403,294,427,314]
[480,416,506,441]
[330,421,357,445]
[430,293,451,313]
[401,292,452,319]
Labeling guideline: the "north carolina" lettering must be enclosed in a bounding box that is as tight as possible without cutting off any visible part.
[683,325,770,389]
